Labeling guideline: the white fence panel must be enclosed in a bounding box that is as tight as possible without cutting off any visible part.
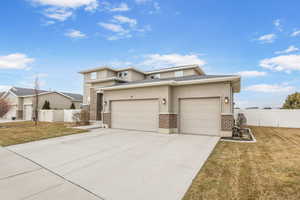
[235,109,300,128]
[64,109,81,122]
[39,110,64,122]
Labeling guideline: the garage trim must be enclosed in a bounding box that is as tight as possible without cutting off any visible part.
[110,98,160,132]
[178,96,221,136]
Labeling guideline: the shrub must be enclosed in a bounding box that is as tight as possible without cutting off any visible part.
[0,99,11,118]
[72,110,90,125]
[70,103,76,109]
[282,92,300,109]
[42,100,51,110]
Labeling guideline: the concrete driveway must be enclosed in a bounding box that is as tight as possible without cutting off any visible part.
[2,129,219,200]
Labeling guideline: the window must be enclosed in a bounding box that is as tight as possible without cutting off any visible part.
[118,71,128,78]
[90,72,97,79]
[175,70,183,77]
[150,73,160,79]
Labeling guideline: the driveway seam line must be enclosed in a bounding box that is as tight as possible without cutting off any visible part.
[0,168,42,181]
[21,183,65,200]
[5,148,106,200]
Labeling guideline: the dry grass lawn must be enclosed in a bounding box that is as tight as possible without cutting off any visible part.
[183,126,300,200]
[0,121,87,146]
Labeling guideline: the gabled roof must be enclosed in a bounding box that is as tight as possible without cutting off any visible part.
[8,87,83,102]
[10,87,48,96]
[60,92,83,102]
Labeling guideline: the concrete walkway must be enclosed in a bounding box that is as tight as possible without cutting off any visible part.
[0,147,100,200]
[3,129,219,200]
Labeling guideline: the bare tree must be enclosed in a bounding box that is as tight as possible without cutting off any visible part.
[33,76,40,126]
[0,99,11,118]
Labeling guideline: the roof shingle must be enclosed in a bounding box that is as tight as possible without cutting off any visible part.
[9,87,83,102]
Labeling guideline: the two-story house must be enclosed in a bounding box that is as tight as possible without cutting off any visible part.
[79,64,240,137]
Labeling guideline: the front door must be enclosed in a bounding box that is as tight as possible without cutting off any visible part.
[96,93,103,120]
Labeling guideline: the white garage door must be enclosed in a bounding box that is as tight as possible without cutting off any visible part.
[180,98,220,136]
[24,105,33,121]
[111,100,158,132]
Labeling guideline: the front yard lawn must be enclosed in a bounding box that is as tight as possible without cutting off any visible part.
[0,121,87,146]
[183,126,300,200]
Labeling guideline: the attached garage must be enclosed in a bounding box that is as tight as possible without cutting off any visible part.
[111,99,159,132]
[179,98,221,136]
[23,105,33,121]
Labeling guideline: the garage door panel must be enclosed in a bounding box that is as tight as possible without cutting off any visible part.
[111,100,158,132]
[24,105,32,121]
[180,98,220,136]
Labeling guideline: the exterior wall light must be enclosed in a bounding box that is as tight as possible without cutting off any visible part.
[104,101,107,106]
[224,97,229,104]
[162,98,167,104]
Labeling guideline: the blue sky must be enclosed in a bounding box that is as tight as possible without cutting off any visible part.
[1,0,300,108]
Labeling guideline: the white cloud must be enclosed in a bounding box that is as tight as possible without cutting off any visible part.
[65,29,86,38]
[245,84,295,93]
[236,71,267,77]
[32,0,98,9]
[109,3,129,12]
[135,0,151,4]
[140,53,206,68]
[31,0,98,22]
[99,15,149,40]
[273,19,282,31]
[149,1,160,14]
[291,30,300,37]
[0,53,34,70]
[257,33,276,43]
[153,2,160,11]
[260,54,300,72]
[98,22,127,33]
[113,15,137,27]
[43,7,73,21]
[275,45,299,54]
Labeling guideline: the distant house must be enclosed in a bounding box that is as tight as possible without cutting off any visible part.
[0,87,83,120]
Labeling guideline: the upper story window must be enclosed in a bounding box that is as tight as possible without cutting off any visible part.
[118,71,128,78]
[175,70,183,77]
[150,73,160,79]
[90,72,97,80]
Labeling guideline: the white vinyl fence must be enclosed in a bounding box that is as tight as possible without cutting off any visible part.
[235,109,300,128]
[39,109,81,122]
[64,109,81,122]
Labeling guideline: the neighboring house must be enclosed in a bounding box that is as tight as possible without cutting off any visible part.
[1,87,83,120]
[79,64,241,137]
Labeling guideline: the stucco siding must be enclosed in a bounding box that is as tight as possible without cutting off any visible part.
[103,86,169,114]
[25,93,74,110]
[92,81,117,89]
[172,82,232,114]
[129,70,145,81]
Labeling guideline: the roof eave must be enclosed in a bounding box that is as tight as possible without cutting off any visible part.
[145,65,204,75]
[86,77,128,84]
[102,76,241,91]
